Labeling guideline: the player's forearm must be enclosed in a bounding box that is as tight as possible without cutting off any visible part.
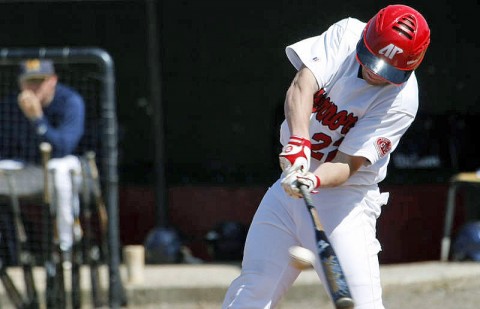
[313,152,367,187]
[284,68,318,139]
[285,88,311,138]
[42,128,83,157]
[312,161,351,188]
[37,120,84,157]
[41,100,85,157]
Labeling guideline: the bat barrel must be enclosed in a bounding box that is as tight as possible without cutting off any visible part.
[298,184,355,309]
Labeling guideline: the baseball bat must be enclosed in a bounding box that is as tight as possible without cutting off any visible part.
[49,168,67,309]
[85,152,108,241]
[298,185,354,309]
[69,169,82,309]
[2,170,39,309]
[86,151,128,306]
[0,257,26,309]
[80,158,104,307]
[40,143,66,309]
[40,142,57,308]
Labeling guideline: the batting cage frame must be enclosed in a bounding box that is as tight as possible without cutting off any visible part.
[0,47,125,308]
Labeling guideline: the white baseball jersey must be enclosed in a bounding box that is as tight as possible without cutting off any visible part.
[280,17,419,186]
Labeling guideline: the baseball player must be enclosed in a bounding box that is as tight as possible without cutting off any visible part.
[222,4,430,309]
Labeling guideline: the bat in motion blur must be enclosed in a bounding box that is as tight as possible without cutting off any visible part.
[298,185,354,309]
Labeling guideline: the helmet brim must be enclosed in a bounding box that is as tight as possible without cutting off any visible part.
[356,38,412,85]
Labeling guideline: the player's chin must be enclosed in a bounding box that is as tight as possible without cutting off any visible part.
[365,76,389,86]
[366,79,389,86]
[362,67,390,86]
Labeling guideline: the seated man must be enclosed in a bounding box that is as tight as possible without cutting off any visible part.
[0,59,85,262]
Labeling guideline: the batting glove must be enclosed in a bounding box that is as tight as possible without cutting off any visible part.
[281,171,321,199]
[279,136,311,175]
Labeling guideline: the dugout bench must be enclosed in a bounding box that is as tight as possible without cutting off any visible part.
[440,171,480,261]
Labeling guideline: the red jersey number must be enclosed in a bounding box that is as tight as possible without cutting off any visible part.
[311,133,344,162]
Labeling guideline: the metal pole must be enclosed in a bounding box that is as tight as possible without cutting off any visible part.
[96,50,124,309]
[441,182,457,262]
[146,0,168,227]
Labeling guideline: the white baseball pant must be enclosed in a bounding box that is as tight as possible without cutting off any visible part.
[48,155,82,251]
[222,179,389,309]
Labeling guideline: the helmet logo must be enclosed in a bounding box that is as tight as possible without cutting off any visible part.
[378,44,403,59]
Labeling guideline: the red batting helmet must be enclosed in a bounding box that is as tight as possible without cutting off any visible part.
[356,4,431,85]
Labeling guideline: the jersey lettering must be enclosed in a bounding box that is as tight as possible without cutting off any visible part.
[313,89,358,135]
[378,44,403,59]
[311,89,357,162]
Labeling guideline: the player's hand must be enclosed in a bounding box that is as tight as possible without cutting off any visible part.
[279,136,311,174]
[281,171,320,198]
[18,90,43,120]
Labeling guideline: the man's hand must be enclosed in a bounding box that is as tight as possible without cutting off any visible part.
[281,171,320,198]
[18,90,43,120]
[279,136,311,174]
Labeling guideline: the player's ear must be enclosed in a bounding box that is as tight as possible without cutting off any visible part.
[45,74,58,88]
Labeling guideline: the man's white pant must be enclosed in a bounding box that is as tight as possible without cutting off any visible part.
[222,179,389,309]
[48,155,82,251]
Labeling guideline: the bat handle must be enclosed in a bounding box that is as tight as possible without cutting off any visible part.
[86,151,99,178]
[39,142,52,203]
[298,184,313,201]
[298,184,324,231]
[335,297,355,309]
[39,142,52,165]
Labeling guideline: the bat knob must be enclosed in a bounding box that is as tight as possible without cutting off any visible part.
[86,151,96,159]
[39,142,52,153]
[335,297,355,309]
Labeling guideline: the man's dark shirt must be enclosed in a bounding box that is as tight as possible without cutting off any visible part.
[0,83,85,163]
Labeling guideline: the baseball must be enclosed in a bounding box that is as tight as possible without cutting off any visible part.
[288,246,315,270]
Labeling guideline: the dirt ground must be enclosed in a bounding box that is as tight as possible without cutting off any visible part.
[281,277,480,309]
[126,276,480,309]
[382,277,480,309]
[3,263,479,309]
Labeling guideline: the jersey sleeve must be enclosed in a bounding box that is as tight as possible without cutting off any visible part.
[285,18,356,88]
[339,108,415,166]
[41,89,85,158]
[338,78,419,166]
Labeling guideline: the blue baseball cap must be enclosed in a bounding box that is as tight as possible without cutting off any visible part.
[18,59,55,81]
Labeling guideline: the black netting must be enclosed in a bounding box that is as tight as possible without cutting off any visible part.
[0,58,120,307]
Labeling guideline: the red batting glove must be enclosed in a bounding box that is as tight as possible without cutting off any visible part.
[279,136,311,174]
